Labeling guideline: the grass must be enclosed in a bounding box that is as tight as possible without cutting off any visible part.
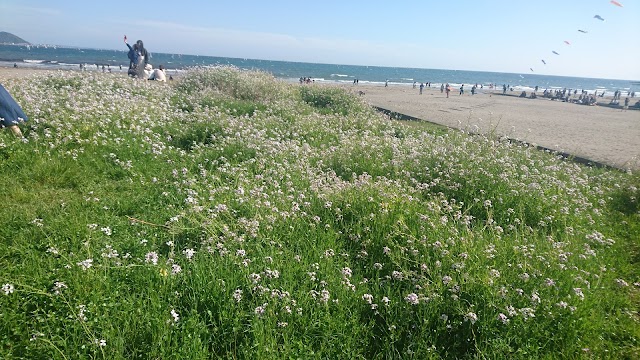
[0,67,638,359]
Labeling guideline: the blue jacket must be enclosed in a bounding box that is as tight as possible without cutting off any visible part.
[0,84,28,127]
[126,43,139,66]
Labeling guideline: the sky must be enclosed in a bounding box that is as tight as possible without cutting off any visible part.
[1,1,639,80]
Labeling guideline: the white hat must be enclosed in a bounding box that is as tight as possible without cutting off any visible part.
[145,64,153,70]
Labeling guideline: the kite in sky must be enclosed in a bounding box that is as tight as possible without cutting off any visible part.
[526,2,624,74]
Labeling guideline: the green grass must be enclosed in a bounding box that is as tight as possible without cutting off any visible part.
[0,67,638,359]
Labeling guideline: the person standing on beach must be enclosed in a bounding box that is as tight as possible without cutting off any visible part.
[440,84,444,93]
[385,80,388,87]
[124,36,150,79]
[623,97,630,111]
[445,83,451,98]
[419,83,424,95]
[0,83,28,138]
[459,84,464,95]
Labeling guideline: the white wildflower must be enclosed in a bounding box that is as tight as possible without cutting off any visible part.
[145,252,158,265]
[405,293,419,305]
[2,283,15,295]
[464,312,478,324]
[77,259,93,270]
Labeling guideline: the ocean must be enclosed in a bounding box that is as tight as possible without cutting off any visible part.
[0,44,637,96]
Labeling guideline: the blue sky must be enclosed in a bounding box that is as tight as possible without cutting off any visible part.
[1,0,638,80]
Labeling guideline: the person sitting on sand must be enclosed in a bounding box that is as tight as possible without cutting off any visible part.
[149,65,167,82]
[0,83,28,138]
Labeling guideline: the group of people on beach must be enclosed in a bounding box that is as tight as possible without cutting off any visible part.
[124,36,167,81]
[0,36,176,139]
[377,79,637,111]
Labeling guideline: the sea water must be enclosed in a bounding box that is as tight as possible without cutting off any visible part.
[0,44,636,96]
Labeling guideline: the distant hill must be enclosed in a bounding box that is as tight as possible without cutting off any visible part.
[0,31,30,45]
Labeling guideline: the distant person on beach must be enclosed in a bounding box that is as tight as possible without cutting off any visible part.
[385,80,388,87]
[623,97,629,111]
[440,84,444,93]
[419,83,424,95]
[503,84,507,95]
[13,63,17,68]
[0,83,28,138]
[459,84,464,95]
[445,83,451,98]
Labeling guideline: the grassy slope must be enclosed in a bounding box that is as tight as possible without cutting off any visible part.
[0,68,638,359]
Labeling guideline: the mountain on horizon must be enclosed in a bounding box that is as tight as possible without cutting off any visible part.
[0,31,30,45]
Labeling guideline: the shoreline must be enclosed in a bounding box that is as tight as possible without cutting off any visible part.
[1,56,637,97]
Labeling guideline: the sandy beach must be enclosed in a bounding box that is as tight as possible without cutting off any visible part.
[2,66,639,169]
[346,83,640,170]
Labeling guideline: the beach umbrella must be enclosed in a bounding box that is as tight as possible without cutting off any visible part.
[564,41,571,45]
[578,29,588,33]
[594,15,605,21]
[610,0,623,7]
[552,51,560,55]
